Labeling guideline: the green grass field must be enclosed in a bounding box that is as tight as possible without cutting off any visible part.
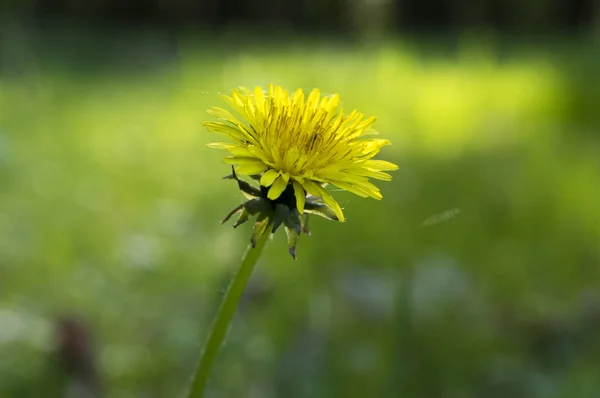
[1,27,600,397]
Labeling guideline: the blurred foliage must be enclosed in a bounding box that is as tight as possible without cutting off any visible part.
[1,23,600,398]
[0,0,597,33]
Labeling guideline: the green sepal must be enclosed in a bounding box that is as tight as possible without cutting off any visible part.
[304,201,339,221]
[272,204,290,234]
[245,197,271,215]
[222,198,271,228]
[283,208,302,260]
[220,167,338,258]
[221,203,244,224]
[284,225,299,260]
[224,166,262,198]
[233,208,252,228]
[251,212,272,248]
[300,213,311,236]
[306,194,320,202]
[284,208,302,236]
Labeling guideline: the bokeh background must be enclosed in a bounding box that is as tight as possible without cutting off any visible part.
[1,0,600,397]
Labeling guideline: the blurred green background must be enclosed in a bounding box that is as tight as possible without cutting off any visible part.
[1,1,600,397]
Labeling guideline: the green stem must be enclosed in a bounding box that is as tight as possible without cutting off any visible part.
[186,230,270,398]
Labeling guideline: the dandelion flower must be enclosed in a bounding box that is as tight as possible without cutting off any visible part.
[205,85,398,258]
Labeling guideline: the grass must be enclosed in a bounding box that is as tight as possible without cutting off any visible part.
[1,26,600,397]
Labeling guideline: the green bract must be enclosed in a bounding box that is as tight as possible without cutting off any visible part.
[221,167,339,259]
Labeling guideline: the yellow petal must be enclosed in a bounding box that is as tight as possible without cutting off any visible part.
[283,147,300,173]
[234,86,252,96]
[204,121,257,145]
[365,139,392,151]
[221,157,268,175]
[348,168,393,181]
[235,162,269,175]
[332,178,382,199]
[302,179,323,197]
[352,180,383,199]
[363,159,399,171]
[231,90,246,107]
[206,107,239,125]
[302,180,345,222]
[329,181,370,198]
[292,89,304,107]
[247,145,275,167]
[319,188,345,222]
[203,122,247,142]
[260,169,280,187]
[207,142,236,149]
[355,116,376,131]
[222,156,259,165]
[339,173,369,184]
[327,94,340,110]
[223,92,253,123]
[208,142,251,156]
[267,175,287,200]
[226,146,252,156]
[254,86,266,112]
[307,89,320,111]
[292,180,306,214]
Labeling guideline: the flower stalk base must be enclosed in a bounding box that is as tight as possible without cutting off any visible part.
[185,226,270,398]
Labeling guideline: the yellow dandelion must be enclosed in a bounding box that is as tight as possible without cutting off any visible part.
[189,85,397,398]
[205,85,398,222]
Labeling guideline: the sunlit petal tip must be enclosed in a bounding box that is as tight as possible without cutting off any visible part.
[206,142,233,149]
[365,160,399,171]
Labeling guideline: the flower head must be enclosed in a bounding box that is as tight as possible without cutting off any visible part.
[205,85,398,258]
